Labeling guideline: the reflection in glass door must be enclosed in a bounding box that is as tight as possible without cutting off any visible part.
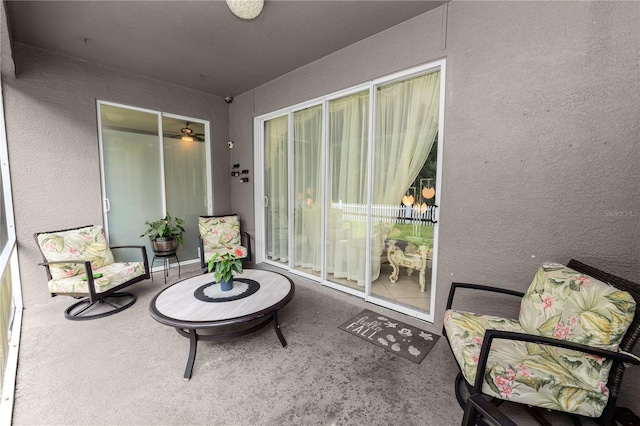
[100,105,163,261]
[325,91,369,292]
[162,116,208,260]
[293,105,323,278]
[264,115,289,266]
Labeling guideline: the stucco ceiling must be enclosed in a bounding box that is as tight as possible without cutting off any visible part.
[7,0,446,97]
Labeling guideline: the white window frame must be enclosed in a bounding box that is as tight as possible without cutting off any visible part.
[0,78,23,425]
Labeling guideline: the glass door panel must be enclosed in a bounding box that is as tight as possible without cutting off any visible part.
[100,105,163,261]
[293,105,323,277]
[370,71,441,315]
[162,116,208,261]
[326,91,369,292]
[264,115,289,266]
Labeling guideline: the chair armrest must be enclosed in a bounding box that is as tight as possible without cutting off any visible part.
[110,245,145,250]
[38,259,92,267]
[446,282,525,310]
[109,245,150,275]
[241,231,252,262]
[462,393,517,426]
[472,329,640,394]
[38,260,100,298]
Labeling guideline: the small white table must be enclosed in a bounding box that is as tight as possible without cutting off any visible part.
[149,269,294,380]
[387,239,432,292]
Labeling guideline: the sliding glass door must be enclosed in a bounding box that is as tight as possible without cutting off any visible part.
[326,90,369,292]
[293,105,323,278]
[256,61,445,322]
[98,102,211,264]
[370,71,441,314]
[100,105,163,261]
[264,115,289,266]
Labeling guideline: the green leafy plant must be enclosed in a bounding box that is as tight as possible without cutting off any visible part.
[207,248,244,283]
[139,213,186,245]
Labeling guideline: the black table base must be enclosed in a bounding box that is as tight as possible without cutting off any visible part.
[176,310,287,381]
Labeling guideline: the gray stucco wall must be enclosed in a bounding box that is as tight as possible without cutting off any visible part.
[3,44,231,307]
[229,1,640,409]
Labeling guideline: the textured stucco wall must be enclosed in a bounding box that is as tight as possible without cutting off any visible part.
[229,90,255,263]
[3,44,231,307]
[232,0,640,317]
[230,0,640,408]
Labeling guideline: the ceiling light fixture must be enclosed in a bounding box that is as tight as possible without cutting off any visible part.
[226,0,264,20]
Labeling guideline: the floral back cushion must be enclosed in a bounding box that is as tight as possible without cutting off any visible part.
[199,215,241,249]
[519,263,636,351]
[37,226,115,280]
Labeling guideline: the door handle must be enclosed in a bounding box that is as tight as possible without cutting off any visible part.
[104,198,111,212]
[264,196,269,208]
[430,204,438,224]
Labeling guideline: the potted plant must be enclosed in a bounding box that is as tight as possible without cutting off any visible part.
[140,213,186,256]
[207,248,244,291]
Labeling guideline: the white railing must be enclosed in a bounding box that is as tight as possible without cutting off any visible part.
[332,201,436,225]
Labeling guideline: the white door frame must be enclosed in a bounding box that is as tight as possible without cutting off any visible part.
[253,59,446,323]
[96,101,212,264]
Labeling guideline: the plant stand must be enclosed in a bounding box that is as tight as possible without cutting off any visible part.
[151,253,180,284]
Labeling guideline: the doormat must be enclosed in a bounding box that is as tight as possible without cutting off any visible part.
[338,309,440,364]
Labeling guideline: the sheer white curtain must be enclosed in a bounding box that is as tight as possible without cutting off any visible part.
[327,91,370,286]
[374,71,441,206]
[369,71,440,283]
[293,106,323,274]
[265,115,289,263]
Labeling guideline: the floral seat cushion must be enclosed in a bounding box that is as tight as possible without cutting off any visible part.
[519,263,635,352]
[48,262,146,295]
[36,225,115,280]
[444,263,636,418]
[198,215,247,262]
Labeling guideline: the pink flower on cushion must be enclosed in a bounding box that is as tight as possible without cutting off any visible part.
[575,275,591,288]
[553,323,570,339]
[518,365,532,378]
[541,294,554,311]
[65,269,75,277]
[234,248,244,257]
[473,336,483,345]
[570,316,578,326]
[506,369,516,381]
[69,247,78,255]
[470,354,479,365]
[495,376,510,388]
[500,386,513,398]
[587,354,604,365]
[600,381,609,396]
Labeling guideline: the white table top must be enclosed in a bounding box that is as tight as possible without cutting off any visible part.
[151,269,293,324]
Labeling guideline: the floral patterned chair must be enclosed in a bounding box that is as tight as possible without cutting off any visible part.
[198,214,251,270]
[34,225,150,321]
[444,259,640,426]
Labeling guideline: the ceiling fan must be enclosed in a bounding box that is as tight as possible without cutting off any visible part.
[166,122,205,142]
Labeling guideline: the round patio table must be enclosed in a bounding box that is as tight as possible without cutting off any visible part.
[149,269,294,380]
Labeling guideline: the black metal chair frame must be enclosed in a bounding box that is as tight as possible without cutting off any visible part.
[34,225,150,321]
[198,214,252,270]
[444,259,640,426]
